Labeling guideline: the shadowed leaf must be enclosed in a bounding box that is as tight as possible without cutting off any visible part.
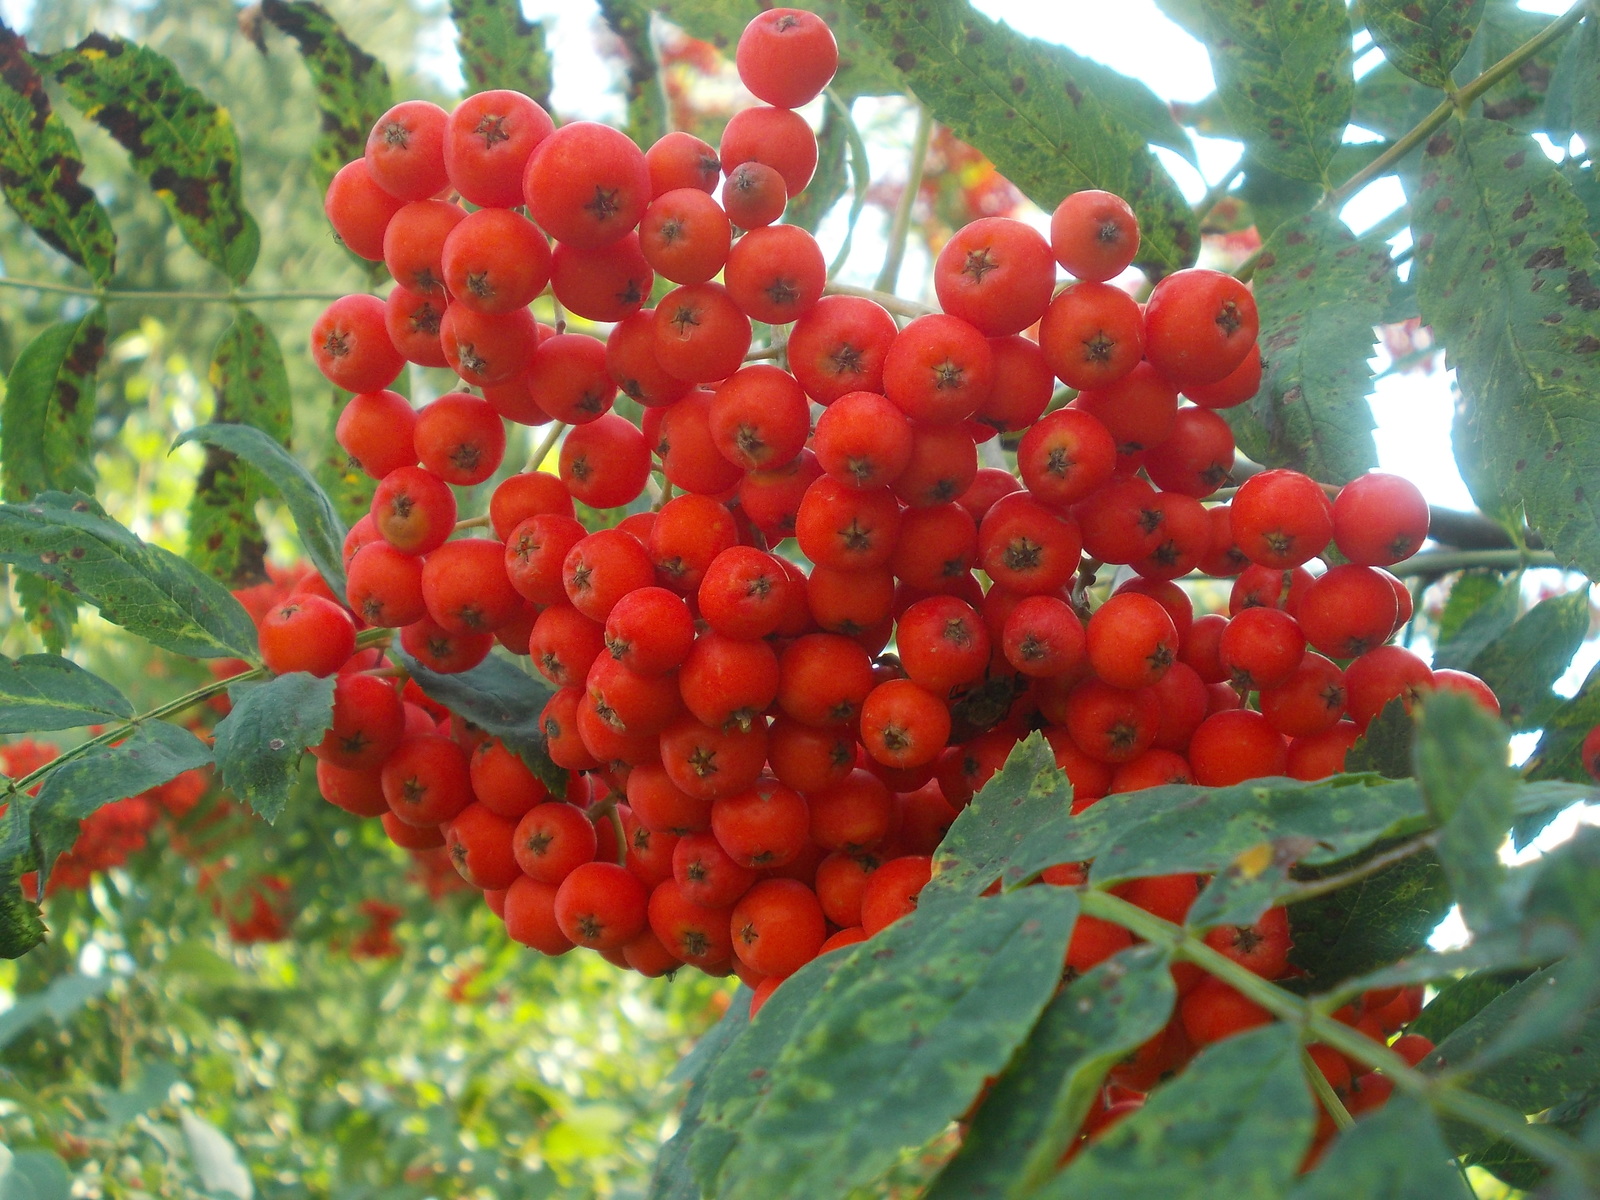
[212,672,335,823]
[0,653,130,734]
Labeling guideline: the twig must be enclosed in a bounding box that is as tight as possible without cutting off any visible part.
[874,103,934,295]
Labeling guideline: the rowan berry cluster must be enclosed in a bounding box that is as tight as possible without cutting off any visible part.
[290,6,1487,1149]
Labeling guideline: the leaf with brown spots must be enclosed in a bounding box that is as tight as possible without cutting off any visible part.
[1365,0,1487,89]
[1,307,107,649]
[0,491,258,660]
[45,35,259,284]
[450,0,552,109]
[1410,116,1600,580]
[1196,0,1353,184]
[182,310,291,589]
[1222,210,1385,484]
[261,0,394,194]
[1453,2,1565,133]
[0,24,114,285]
[842,0,1198,273]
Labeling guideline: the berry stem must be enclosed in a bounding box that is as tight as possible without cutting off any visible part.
[453,515,492,532]
[1076,889,1593,1179]
[874,102,934,296]
[1320,4,1584,214]
[1386,548,1561,576]
[1301,1046,1355,1132]
[1191,160,1246,222]
[526,423,567,472]
[823,282,937,320]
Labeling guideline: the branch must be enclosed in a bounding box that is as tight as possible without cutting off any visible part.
[822,282,937,319]
[874,103,934,295]
[0,277,347,304]
[1320,4,1586,213]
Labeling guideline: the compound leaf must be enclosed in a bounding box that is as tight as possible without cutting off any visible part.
[0,25,115,283]
[46,35,258,284]
[1410,116,1600,580]
[1224,211,1385,484]
[0,491,258,660]
[211,672,335,823]
[704,887,1078,1200]
[843,0,1198,273]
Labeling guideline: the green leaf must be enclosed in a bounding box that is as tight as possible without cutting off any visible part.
[178,1109,251,1200]
[1345,698,1415,778]
[1042,1023,1314,1196]
[0,652,130,734]
[691,952,847,1191]
[1546,16,1600,152]
[1,309,106,504]
[27,719,211,889]
[0,971,109,1049]
[702,887,1078,1200]
[785,99,849,235]
[46,35,259,284]
[842,0,1199,273]
[926,945,1176,1199]
[650,998,751,1200]
[0,1149,71,1200]
[99,1061,182,1129]
[183,310,293,588]
[1425,958,1600,1152]
[1223,212,1385,484]
[176,421,346,603]
[2,309,107,646]
[1462,586,1589,731]
[260,0,392,197]
[396,650,564,793]
[1288,851,1451,988]
[924,731,1075,899]
[1525,658,1600,785]
[1435,570,1514,655]
[1414,691,1516,931]
[658,0,903,102]
[0,26,115,284]
[1363,0,1487,89]
[0,491,259,660]
[1078,775,1433,886]
[597,0,667,151]
[449,0,551,109]
[1196,0,1353,184]
[212,672,335,823]
[1411,969,1531,1044]
[1324,936,1558,1005]
[0,870,43,958]
[1288,1093,1474,1199]
[1410,117,1600,580]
